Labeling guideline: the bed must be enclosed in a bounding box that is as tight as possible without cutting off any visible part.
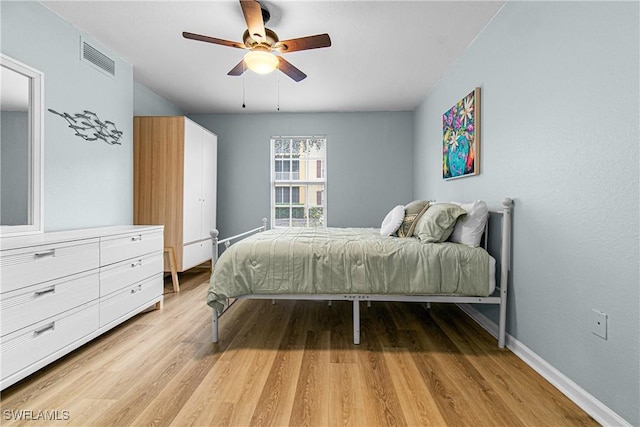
[208,198,513,348]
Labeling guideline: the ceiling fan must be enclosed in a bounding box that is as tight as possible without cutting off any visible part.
[183,0,331,82]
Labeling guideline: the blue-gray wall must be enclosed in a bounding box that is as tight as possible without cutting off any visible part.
[1,1,134,231]
[413,2,639,424]
[134,82,184,116]
[189,112,414,238]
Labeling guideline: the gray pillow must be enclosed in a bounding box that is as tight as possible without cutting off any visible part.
[413,203,467,243]
[396,200,430,237]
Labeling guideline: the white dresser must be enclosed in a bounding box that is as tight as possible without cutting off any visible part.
[0,225,164,389]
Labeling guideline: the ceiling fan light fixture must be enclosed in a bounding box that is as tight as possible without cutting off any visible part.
[244,50,278,74]
[183,0,330,82]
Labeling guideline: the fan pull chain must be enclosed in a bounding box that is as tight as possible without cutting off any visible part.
[242,61,246,109]
[277,61,280,111]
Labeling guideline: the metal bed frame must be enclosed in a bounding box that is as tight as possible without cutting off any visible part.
[209,198,513,348]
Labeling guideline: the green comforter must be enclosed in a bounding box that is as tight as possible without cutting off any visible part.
[207,227,490,313]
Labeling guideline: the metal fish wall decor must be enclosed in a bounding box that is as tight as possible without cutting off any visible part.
[48,109,123,145]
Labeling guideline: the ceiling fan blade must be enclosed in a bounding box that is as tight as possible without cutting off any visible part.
[227,60,246,76]
[183,32,245,49]
[240,0,266,42]
[277,56,307,82]
[275,34,331,53]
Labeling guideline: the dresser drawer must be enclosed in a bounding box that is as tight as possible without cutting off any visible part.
[99,251,163,296]
[99,274,163,327]
[0,240,99,293]
[1,270,99,337]
[1,302,99,381]
[100,229,163,266]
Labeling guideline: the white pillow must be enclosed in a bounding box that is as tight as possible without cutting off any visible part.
[380,205,405,236]
[448,200,489,247]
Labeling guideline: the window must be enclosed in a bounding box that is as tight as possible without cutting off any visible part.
[275,158,299,180]
[275,186,300,204]
[271,136,326,228]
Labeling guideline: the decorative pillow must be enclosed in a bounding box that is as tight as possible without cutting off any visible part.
[413,203,467,243]
[380,205,405,236]
[396,200,430,237]
[448,200,489,247]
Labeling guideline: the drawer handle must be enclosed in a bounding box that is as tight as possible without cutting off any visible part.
[34,287,56,298]
[131,235,143,242]
[33,322,55,337]
[34,249,55,259]
[131,284,143,294]
[131,260,143,268]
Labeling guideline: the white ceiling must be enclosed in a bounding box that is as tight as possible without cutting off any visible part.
[42,1,504,114]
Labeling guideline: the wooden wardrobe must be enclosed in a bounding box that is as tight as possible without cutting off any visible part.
[134,116,217,273]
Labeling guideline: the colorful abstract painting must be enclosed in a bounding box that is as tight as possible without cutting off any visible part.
[443,88,480,180]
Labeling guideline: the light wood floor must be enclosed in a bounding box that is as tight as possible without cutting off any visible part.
[1,268,598,426]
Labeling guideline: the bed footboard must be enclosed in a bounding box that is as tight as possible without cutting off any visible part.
[210,219,268,343]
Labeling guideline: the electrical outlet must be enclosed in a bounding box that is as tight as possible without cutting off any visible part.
[592,309,607,340]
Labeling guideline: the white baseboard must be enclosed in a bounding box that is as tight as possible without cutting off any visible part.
[456,303,631,427]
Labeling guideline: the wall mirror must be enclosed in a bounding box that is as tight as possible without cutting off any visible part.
[1,54,44,236]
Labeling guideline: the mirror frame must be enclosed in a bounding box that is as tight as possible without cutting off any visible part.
[1,54,44,236]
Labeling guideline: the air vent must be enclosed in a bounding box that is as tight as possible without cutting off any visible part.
[80,37,115,77]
